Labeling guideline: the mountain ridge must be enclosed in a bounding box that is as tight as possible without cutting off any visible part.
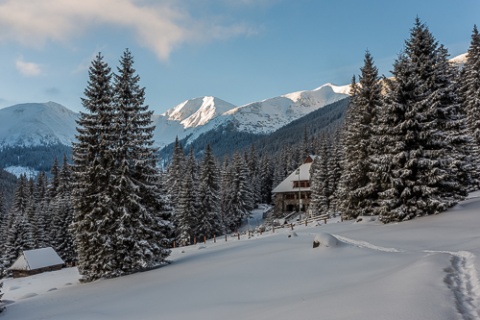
[0,83,350,150]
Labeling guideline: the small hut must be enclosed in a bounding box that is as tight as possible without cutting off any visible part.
[9,247,64,278]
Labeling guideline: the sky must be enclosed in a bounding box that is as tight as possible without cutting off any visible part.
[0,0,479,114]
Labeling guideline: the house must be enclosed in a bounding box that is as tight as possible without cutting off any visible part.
[8,247,64,278]
[272,155,316,217]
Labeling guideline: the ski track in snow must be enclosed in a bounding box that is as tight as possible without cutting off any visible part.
[332,234,404,253]
[333,235,480,319]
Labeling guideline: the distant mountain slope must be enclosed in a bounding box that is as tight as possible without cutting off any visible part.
[0,102,78,148]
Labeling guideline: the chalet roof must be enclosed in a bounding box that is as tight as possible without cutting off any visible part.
[272,161,313,193]
[9,247,64,271]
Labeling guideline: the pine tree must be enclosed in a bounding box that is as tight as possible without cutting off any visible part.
[378,18,465,222]
[71,52,117,281]
[225,152,253,230]
[462,25,480,187]
[108,49,171,276]
[175,149,198,245]
[166,137,185,210]
[196,144,221,240]
[3,175,30,266]
[50,155,76,264]
[34,172,49,247]
[219,156,233,234]
[338,52,383,219]
[310,136,331,215]
[259,153,273,204]
[0,281,4,314]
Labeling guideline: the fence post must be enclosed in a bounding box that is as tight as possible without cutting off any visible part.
[214,234,216,243]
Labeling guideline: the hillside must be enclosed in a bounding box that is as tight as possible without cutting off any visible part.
[2,192,480,320]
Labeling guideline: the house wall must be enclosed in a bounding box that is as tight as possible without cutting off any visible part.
[273,191,311,217]
[11,264,64,278]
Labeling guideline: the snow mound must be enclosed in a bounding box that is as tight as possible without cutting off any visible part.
[313,233,338,248]
[355,216,378,224]
[288,231,298,238]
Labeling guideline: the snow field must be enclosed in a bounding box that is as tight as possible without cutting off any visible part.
[2,195,480,319]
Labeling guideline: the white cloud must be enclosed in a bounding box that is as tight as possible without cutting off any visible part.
[15,56,42,76]
[0,0,259,60]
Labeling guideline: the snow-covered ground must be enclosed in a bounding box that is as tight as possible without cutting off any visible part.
[2,194,480,320]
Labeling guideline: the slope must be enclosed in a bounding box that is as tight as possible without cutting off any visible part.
[3,192,480,320]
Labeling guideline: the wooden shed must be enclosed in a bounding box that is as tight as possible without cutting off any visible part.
[8,247,64,278]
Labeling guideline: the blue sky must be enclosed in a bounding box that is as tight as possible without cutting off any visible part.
[0,0,478,114]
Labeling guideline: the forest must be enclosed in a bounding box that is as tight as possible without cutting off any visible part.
[0,19,479,289]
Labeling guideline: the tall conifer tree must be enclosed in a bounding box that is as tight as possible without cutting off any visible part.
[196,144,221,240]
[71,52,117,281]
[108,49,171,276]
[379,18,465,222]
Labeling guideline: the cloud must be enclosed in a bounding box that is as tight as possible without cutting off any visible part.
[0,0,259,60]
[15,56,42,76]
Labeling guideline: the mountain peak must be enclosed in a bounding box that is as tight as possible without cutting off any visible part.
[162,96,237,128]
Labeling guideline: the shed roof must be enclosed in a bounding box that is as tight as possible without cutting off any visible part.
[9,247,64,271]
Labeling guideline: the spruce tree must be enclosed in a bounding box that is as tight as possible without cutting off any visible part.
[0,281,4,314]
[166,137,185,210]
[462,25,480,187]
[71,52,117,281]
[378,18,465,222]
[225,152,253,230]
[338,52,383,219]
[259,153,273,204]
[3,175,30,266]
[109,49,171,275]
[310,136,331,215]
[50,155,76,263]
[175,149,198,245]
[196,144,221,240]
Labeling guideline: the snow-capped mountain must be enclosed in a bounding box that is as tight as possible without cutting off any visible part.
[0,83,349,151]
[450,53,468,67]
[152,83,349,146]
[0,102,78,148]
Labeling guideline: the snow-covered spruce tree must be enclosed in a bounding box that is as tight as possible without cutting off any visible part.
[166,137,185,210]
[327,131,344,215]
[462,25,480,187]
[50,155,76,264]
[259,153,274,204]
[3,175,31,266]
[219,157,234,234]
[378,19,466,223]
[338,52,383,219]
[0,191,7,267]
[71,52,117,281]
[0,281,4,314]
[34,172,49,248]
[196,144,221,241]
[108,49,171,276]
[175,148,198,246]
[247,145,261,205]
[310,136,331,216]
[225,152,253,230]
[429,45,472,199]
